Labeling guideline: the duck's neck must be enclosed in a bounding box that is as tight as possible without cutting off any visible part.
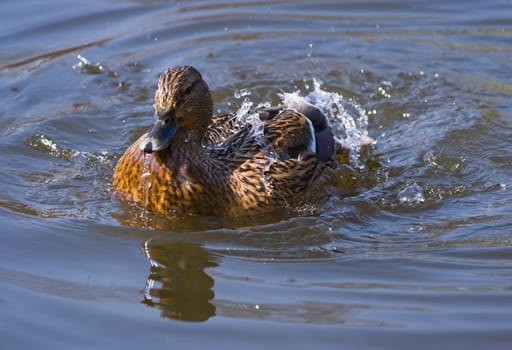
[174,129,203,146]
[166,129,207,163]
[163,128,221,190]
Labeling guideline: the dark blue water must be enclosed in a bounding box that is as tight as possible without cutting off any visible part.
[1,0,511,349]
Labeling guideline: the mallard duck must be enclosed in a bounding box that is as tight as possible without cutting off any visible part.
[113,65,335,216]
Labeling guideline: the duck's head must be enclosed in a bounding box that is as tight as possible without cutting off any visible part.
[140,65,213,153]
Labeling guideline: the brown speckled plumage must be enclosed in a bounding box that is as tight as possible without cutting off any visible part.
[113,66,335,216]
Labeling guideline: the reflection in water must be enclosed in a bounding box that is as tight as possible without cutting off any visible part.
[141,239,218,322]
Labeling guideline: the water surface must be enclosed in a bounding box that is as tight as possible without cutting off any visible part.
[1,0,511,349]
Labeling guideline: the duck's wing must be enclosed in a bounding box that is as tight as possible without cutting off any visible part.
[208,108,316,159]
[265,152,324,198]
[262,99,335,162]
[204,113,247,145]
[203,105,334,205]
[206,97,335,167]
[262,109,317,161]
[203,107,287,164]
[260,109,338,200]
[204,115,264,168]
[204,107,283,146]
[281,93,335,162]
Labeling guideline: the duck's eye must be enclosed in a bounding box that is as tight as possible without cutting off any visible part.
[184,86,192,95]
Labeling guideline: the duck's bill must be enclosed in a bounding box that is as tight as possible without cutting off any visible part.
[139,118,176,153]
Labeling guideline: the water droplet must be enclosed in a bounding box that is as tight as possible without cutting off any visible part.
[423,150,439,167]
[28,134,78,160]
[234,88,251,99]
[72,54,104,74]
[398,183,425,205]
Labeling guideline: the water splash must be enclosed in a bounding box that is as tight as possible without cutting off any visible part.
[234,98,278,161]
[72,54,105,74]
[140,153,153,224]
[302,79,373,166]
[234,88,251,99]
[397,183,425,205]
[235,97,254,118]
[229,79,373,167]
[28,134,79,160]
